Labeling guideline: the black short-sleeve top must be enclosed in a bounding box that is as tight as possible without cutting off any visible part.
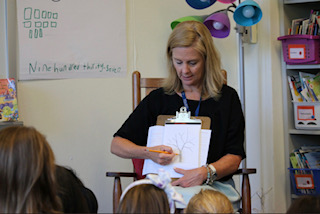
[114,85,246,181]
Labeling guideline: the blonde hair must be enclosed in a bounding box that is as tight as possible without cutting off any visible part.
[0,126,61,213]
[163,20,225,100]
[117,184,170,213]
[185,189,234,213]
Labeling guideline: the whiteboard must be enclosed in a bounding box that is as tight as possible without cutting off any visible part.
[17,0,126,80]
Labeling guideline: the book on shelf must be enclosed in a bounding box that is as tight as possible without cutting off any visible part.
[294,150,309,169]
[300,72,316,102]
[287,72,320,102]
[292,146,320,170]
[298,71,318,102]
[290,152,300,169]
[317,15,320,35]
[304,152,320,169]
[307,73,320,101]
[308,9,319,36]
[288,9,320,35]
[301,19,310,35]
[290,145,320,194]
[0,79,19,122]
[291,18,307,35]
[299,146,320,169]
[301,145,320,152]
[288,75,304,102]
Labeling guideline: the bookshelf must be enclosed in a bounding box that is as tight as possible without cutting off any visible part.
[279,0,320,208]
[0,121,23,129]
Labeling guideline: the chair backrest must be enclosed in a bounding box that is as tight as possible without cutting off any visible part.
[132,70,227,110]
[131,70,227,180]
[132,71,164,110]
[132,71,165,179]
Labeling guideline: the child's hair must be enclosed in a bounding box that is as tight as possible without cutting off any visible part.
[287,195,320,213]
[185,189,234,213]
[117,169,185,213]
[0,126,61,213]
[56,165,98,213]
[117,184,170,213]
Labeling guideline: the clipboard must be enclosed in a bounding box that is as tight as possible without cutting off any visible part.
[143,106,212,178]
[156,107,211,129]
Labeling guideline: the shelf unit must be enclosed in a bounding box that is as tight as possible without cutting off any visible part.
[0,121,23,129]
[279,0,320,208]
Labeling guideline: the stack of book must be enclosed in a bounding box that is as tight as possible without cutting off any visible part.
[289,9,320,35]
[288,72,320,102]
[0,79,19,122]
[290,146,320,169]
[290,146,320,195]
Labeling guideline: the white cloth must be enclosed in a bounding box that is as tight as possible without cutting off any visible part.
[120,169,186,213]
[174,179,241,212]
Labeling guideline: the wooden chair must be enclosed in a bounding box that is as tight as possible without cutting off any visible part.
[106,71,256,213]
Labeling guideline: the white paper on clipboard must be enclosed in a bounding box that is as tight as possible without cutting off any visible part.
[142,107,211,178]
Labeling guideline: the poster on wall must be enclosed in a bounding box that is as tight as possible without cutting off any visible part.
[17,0,126,80]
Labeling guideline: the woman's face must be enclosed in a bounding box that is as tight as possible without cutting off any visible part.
[172,46,205,90]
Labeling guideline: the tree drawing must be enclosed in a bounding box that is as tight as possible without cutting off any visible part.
[167,128,196,162]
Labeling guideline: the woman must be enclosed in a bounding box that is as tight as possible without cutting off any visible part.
[111,20,245,209]
[0,126,62,213]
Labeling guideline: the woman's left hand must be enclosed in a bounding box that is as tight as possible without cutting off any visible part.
[171,166,207,187]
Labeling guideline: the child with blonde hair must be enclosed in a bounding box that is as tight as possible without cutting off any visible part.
[185,189,234,213]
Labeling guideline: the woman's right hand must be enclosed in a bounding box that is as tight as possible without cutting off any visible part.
[111,136,176,165]
[146,145,176,165]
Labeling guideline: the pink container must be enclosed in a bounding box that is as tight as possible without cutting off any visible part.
[278,35,320,64]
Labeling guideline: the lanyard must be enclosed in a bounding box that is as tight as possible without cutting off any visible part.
[181,91,201,117]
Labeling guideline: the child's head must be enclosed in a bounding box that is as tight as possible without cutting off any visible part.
[118,183,170,213]
[185,189,233,213]
[287,195,320,213]
[0,126,61,213]
[117,169,185,213]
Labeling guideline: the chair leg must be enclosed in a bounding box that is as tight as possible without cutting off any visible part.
[113,177,122,213]
[241,174,251,214]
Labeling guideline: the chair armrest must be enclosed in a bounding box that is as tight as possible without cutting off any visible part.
[106,172,137,213]
[233,168,257,214]
[106,172,137,177]
[234,168,256,175]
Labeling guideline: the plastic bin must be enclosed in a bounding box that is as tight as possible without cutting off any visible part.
[293,101,320,130]
[278,35,320,64]
[289,168,320,195]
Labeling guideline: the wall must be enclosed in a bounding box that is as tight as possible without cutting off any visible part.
[243,1,286,212]
[0,0,8,78]
[8,1,131,213]
[5,0,286,213]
